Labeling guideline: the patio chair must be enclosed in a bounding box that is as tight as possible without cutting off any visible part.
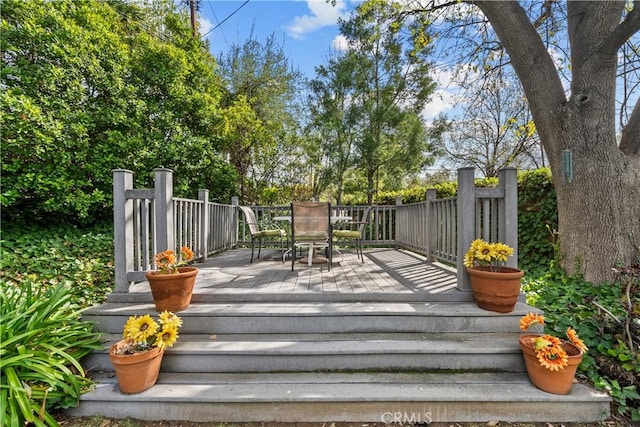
[239,206,287,263]
[332,206,374,263]
[291,202,332,271]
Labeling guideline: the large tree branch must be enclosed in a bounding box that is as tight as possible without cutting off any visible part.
[620,99,640,155]
[469,1,566,149]
[602,0,640,54]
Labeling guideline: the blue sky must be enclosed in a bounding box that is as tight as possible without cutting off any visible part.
[196,0,454,120]
[198,0,354,78]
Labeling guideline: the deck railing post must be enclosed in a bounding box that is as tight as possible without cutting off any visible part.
[113,169,134,293]
[457,167,476,292]
[199,189,209,261]
[499,168,518,268]
[425,189,437,262]
[231,196,239,246]
[395,196,402,249]
[154,168,174,255]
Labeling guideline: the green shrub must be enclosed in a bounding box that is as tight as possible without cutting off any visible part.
[0,223,114,306]
[517,168,557,273]
[0,282,103,426]
[523,265,640,421]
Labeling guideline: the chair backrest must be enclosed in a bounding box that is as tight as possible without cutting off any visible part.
[358,206,375,234]
[291,202,331,240]
[239,206,260,235]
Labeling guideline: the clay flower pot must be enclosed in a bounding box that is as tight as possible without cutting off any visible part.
[145,266,198,312]
[519,334,583,394]
[467,266,524,313]
[109,341,164,394]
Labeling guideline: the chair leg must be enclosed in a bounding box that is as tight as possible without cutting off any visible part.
[250,238,255,263]
[280,236,285,263]
[257,238,262,259]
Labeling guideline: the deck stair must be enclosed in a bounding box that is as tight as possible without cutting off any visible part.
[70,289,610,423]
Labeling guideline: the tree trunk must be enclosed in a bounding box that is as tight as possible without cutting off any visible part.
[474,0,640,283]
[553,116,640,282]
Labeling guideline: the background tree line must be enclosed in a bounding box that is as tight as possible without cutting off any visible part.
[1,0,440,226]
[3,0,638,285]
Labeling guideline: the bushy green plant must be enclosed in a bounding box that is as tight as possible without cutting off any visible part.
[523,265,639,421]
[0,282,103,426]
[0,223,114,306]
[517,168,557,272]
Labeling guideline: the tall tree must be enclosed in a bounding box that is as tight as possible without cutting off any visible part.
[1,0,234,223]
[217,33,304,204]
[338,0,437,204]
[433,70,544,177]
[401,0,640,283]
[307,52,361,204]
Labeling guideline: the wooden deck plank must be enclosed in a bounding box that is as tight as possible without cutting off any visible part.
[127,248,461,301]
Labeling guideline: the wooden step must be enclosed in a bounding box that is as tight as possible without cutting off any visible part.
[84,332,526,373]
[83,301,534,335]
[68,372,611,423]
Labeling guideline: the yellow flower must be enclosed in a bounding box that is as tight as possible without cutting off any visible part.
[520,312,545,331]
[493,243,514,262]
[465,239,515,271]
[124,314,158,343]
[154,326,179,349]
[463,249,475,268]
[566,327,588,353]
[474,241,494,262]
[159,310,183,329]
[117,312,182,354]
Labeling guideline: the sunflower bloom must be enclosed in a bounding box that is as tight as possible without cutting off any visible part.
[123,316,139,340]
[129,314,159,342]
[566,327,588,353]
[155,250,177,273]
[154,326,179,349]
[159,310,183,329]
[535,344,568,371]
[493,243,514,262]
[520,312,545,331]
[475,241,494,262]
[463,250,475,268]
[180,246,195,262]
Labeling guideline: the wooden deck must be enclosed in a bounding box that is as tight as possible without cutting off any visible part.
[122,248,467,302]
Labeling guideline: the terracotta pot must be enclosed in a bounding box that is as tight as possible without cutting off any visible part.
[519,334,583,394]
[109,340,164,394]
[467,266,523,313]
[145,266,198,312]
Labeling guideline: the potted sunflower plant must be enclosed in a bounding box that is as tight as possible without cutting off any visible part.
[463,238,524,313]
[109,311,182,393]
[145,246,198,312]
[519,312,588,394]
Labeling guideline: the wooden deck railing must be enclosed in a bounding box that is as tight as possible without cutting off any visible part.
[113,167,517,293]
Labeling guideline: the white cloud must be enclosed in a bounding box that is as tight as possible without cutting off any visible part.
[422,68,459,121]
[285,0,349,39]
[331,34,349,52]
[199,16,214,38]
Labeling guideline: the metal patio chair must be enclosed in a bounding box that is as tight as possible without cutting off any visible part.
[332,206,374,263]
[239,206,287,263]
[290,202,332,271]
